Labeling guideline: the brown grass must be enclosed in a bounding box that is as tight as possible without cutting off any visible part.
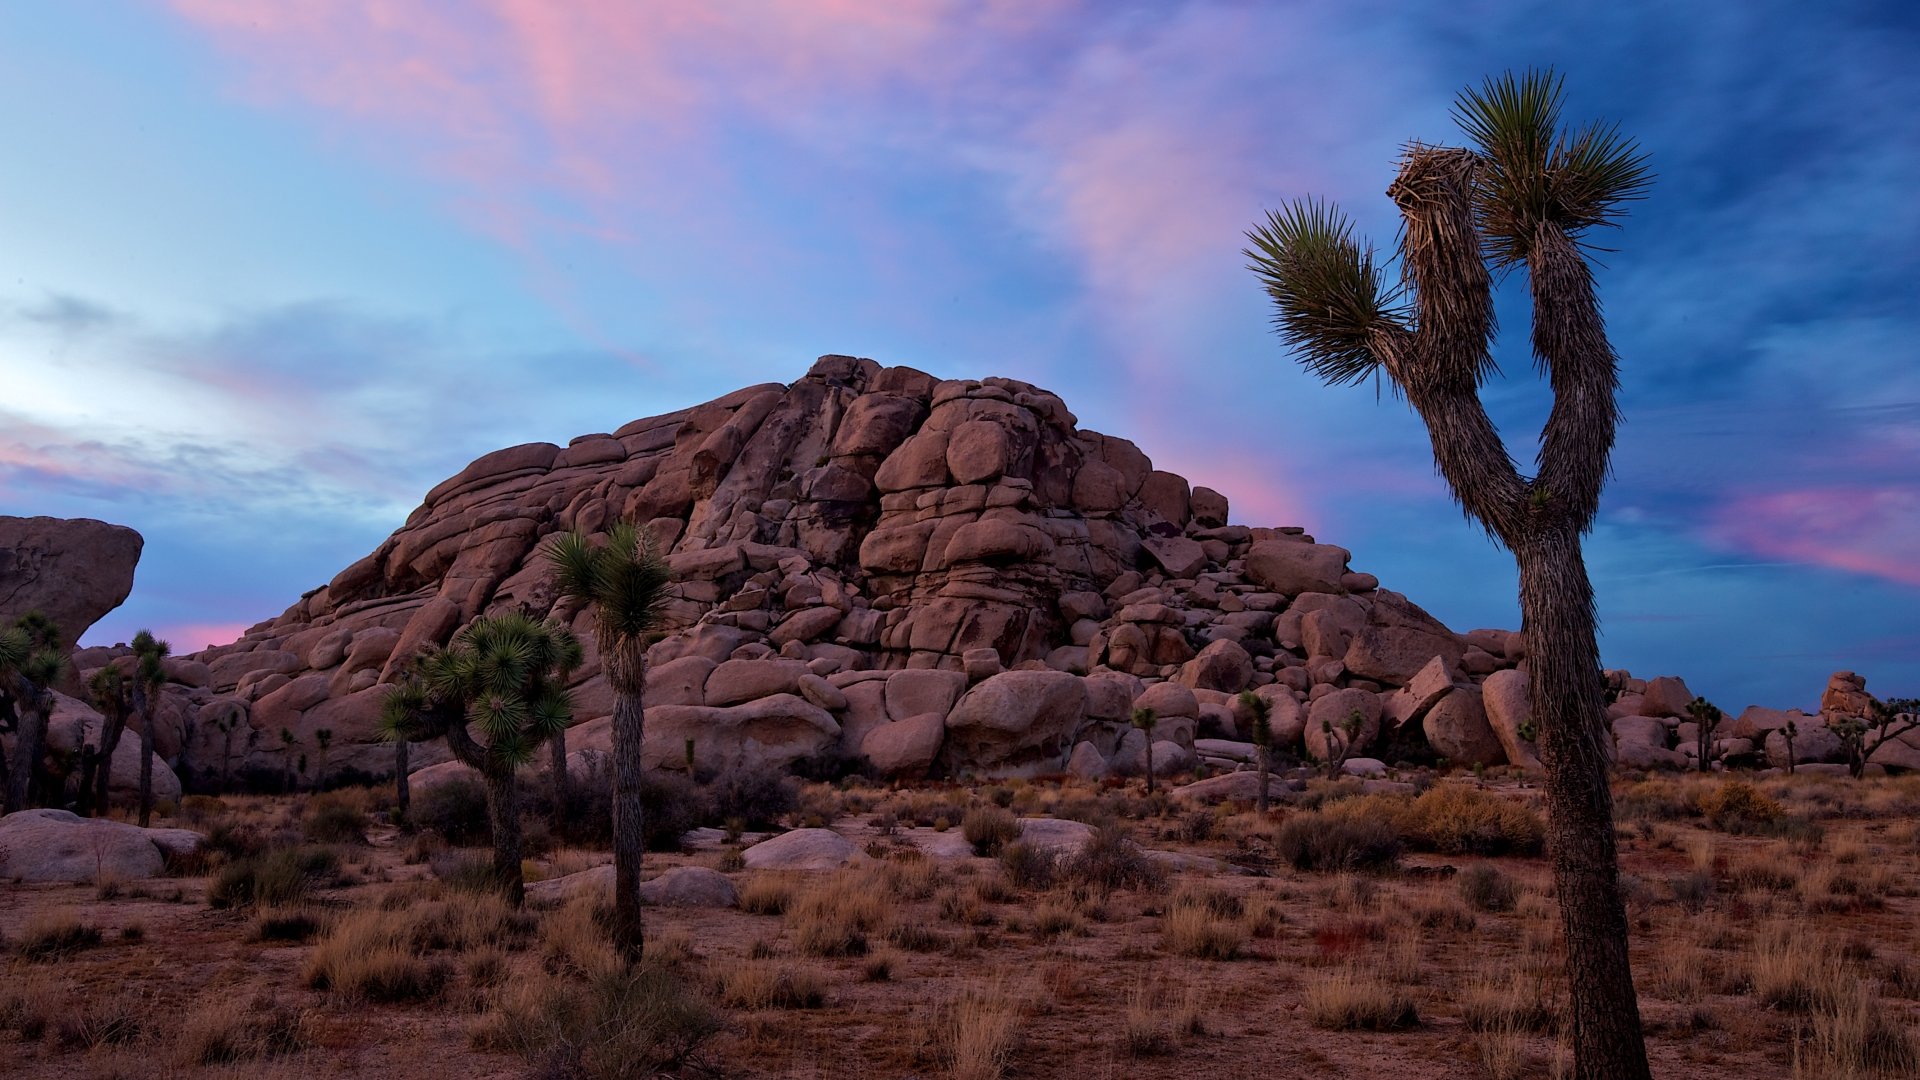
[1303,966,1419,1030]
[936,977,1026,1080]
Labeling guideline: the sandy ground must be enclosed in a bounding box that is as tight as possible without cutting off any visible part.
[2,771,1917,1079]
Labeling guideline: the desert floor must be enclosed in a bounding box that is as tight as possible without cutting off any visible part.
[3,770,1917,1079]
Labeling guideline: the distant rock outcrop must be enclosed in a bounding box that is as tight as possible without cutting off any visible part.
[77,357,1882,788]
[0,515,142,654]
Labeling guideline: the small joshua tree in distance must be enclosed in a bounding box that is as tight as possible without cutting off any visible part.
[1834,696,1920,780]
[1685,697,1723,773]
[1237,690,1275,812]
[1320,708,1366,779]
[1131,706,1159,794]
[130,630,169,825]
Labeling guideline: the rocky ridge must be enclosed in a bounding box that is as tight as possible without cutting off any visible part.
[56,357,1916,789]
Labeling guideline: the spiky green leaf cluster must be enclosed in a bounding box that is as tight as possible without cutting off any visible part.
[1245,198,1401,386]
[546,522,674,646]
[1453,69,1652,266]
[131,629,171,690]
[1237,690,1273,748]
[2,613,68,694]
[381,611,580,769]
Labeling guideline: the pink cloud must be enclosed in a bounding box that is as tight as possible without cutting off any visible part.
[1704,487,1920,588]
[147,621,251,653]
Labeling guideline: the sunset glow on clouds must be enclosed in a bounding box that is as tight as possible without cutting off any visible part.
[0,1,1914,707]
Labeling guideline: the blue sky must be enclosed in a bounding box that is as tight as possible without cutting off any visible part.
[1,1,1914,712]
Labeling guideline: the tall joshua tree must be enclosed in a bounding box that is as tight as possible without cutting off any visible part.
[1236,690,1274,812]
[84,667,136,816]
[381,611,581,906]
[545,521,674,964]
[131,631,171,826]
[1130,707,1158,794]
[2,614,67,812]
[1245,70,1653,1079]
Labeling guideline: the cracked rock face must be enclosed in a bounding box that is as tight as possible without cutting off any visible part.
[0,515,143,655]
[134,356,1547,784]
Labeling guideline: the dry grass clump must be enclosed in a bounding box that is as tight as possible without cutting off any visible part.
[1121,978,1206,1057]
[16,914,104,962]
[1459,971,1559,1033]
[474,964,721,1079]
[1393,784,1546,856]
[934,977,1026,1080]
[1749,922,1848,1012]
[0,968,65,1040]
[208,845,340,909]
[787,872,890,956]
[304,908,454,1003]
[542,893,624,980]
[1304,966,1419,1030]
[738,874,794,916]
[1457,864,1519,913]
[1029,900,1085,940]
[962,805,1021,856]
[247,906,327,943]
[52,987,148,1049]
[1160,903,1244,960]
[1794,978,1919,1078]
[1728,848,1800,892]
[714,959,828,1009]
[174,997,310,1066]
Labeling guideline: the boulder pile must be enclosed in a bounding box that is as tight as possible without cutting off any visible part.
[52,357,1904,787]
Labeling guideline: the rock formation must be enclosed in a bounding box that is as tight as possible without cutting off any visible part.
[0,515,142,655]
[57,357,1901,788]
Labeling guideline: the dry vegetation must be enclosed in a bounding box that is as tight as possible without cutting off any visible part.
[2,770,1918,1078]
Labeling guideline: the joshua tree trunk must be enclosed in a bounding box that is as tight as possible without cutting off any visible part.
[484,766,525,907]
[609,675,647,963]
[5,698,46,811]
[1142,737,1156,795]
[1255,746,1271,814]
[550,727,570,820]
[137,715,155,826]
[1518,526,1647,1074]
[95,718,125,819]
[395,739,411,816]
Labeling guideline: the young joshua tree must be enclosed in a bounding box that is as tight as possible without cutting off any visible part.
[1246,70,1653,1078]
[545,521,674,964]
[1320,708,1366,779]
[83,667,135,816]
[1686,697,1724,773]
[2,614,66,813]
[1237,690,1275,812]
[1131,706,1159,794]
[130,630,171,826]
[381,611,582,906]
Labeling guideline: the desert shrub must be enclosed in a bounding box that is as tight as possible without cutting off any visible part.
[714,960,828,1009]
[640,771,709,852]
[303,793,370,843]
[1275,810,1401,872]
[54,989,147,1049]
[1698,780,1786,834]
[430,850,502,895]
[174,997,308,1065]
[178,794,229,825]
[410,776,491,845]
[1750,925,1848,1013]
[209,846,340,909]
[1615,778,1694,822]
[1457,864,1519,913]
[1161,905,1244,960]
[0,969,62,1039]
[1030,901,1085,940]
[1304,967,1419,1030]
[201,818,271,860]
[1060,823,1167,893]
[1796,981,1919,1077]
[962,805,1021,857]
[1460,974,1558,1033]
[997,841,1058,890]
[474,965,720,1078]
[1394,785,1545,856]
[248,907,325,943]
[304,909,453,1003]
[706,763,799,828]
[18,916,104,961]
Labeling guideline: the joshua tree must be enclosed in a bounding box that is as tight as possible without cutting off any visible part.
[1686,697,1724,773]
[1834,696,1920,780]
[204,699,244,791]
[83,667,135,816]
[130,630,171,826]
[1320,709,1366,779]
[278,727,300,792]
[313,728,333,790]
[1236,690,1275,812]
[545,521,674,963]
[1246,70,1654,1078]
[381,611,581,906]
[2,614,65,812]
[1781,719,1798,775]
[1131,706,1159,794]
[395,738,411,816]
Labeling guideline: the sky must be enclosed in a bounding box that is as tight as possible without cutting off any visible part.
[1,1,1915,713]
